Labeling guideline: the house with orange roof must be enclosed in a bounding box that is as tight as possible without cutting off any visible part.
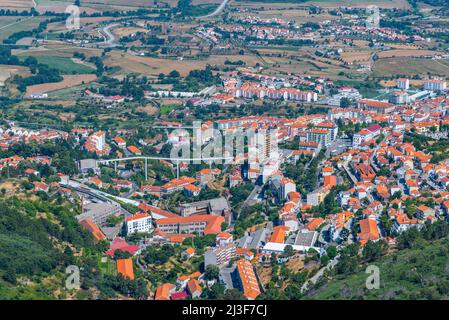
[353,163,376,182]
[269,225,289,243]
[235,247,255,261]
[416,205,434,221]
[376,184,390,201]
[357,218,380,245]
[113,136,126,148]
[183,184,201,197]
[323,175,337,188]
[127,145,142,155]
[197,168,221,185]
[392,214,419,234]
[306,217,324,231]
[24,168,39,176]
[79,218,106,243]
[116,259,134,280]
[182,247,195,260]
[161,176,197,194]
[321,166,333,176]
[177,271,201,288]
[154,283,175,300]
[405,179,419,195]
[216,232,233,246]
[187,279,202,298]
[89,176,103,188]
[33,181,49,193]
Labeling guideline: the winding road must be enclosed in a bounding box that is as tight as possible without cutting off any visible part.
[198,0,231,19]
[101,23,119,47]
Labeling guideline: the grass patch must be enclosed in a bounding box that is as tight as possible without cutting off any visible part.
[19,55,95,75]
[160,104,180,115]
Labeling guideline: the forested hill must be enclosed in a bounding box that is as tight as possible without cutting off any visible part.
[305,222,449,300]
[0,197,96,299]
[0,195,149,300]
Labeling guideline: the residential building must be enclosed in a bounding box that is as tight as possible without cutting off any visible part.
[233,259,260,300]
[125,212,152,234]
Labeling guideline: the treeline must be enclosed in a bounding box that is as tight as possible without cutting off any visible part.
[15,59,63,92]
[176,0,217,17]
[0,8,38,16]
[0,46,66,92]
[3,17,64,44]
[408,0,449,9]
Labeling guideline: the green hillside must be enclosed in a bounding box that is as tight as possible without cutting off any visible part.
[306,222,449,300]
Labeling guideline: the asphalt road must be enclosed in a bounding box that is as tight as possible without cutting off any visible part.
[199,0,230,18]
[101,23,119,47]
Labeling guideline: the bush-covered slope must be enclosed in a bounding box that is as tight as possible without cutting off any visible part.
[307,222,449,300]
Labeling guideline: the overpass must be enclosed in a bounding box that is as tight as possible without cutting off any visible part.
[96,155,233,180]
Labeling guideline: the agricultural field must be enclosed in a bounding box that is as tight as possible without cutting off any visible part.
[25,73,97,97]
[17,54,95,74]
[341,50,373,64]
[234,9,340,24]
[377,49,444,59]
[104,51,264,77]
[0,16,47,41]
[0,64,30,86]
[372,57,449,78]
[0,0,33,10]
[232,0,410,9]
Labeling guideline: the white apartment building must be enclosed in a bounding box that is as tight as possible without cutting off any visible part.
[125,213,152,234]
[396,78,410,90]
[307,129,331,147]
[423,80,447,92]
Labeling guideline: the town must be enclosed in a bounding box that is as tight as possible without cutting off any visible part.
[0,0,449,302]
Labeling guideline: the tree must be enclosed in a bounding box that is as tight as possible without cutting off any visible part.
[362,240,387,262]
[397,227,421,250]
[340,97,352,108]
[222,288,245,300]
[168,70,180,78]
[320,254,330,266]
[204,264,219,281]
[284,245,294,257]
[326,245,337,259]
